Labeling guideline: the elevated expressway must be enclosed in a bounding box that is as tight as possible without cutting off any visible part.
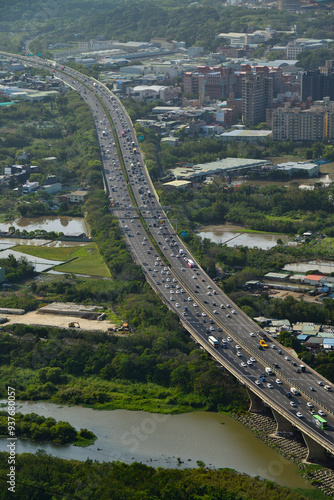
[7,53,334,462]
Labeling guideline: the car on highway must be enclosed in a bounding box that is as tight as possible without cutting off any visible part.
[250,357,256,363]
[306,402,313,408]
[237,352,242,357]
[310,386,315,391]
[250,332,255,337]
[241,362,247,367]
[318,410,326,416]
[296,412,303,418]
[267,383,273,389]
[247,360,253,366]
[290,401,297,407]
[227,337,232,342]
[255,380,262,386]
[182,312,187,316]
[276,379,282,384]
[176,303,180,308]
[202,312,207,317]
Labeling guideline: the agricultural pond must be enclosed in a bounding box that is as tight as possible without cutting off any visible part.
[0,400,312,490]
[0,216,87,234]
[197,224,289,249]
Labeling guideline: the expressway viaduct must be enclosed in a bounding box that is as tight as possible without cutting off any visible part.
[4,52,334,464]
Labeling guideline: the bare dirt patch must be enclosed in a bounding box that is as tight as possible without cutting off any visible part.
[266,290,322,303]
[0,311,116,332]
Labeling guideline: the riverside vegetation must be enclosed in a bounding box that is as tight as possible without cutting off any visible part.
[0,410,96,446]
[0,453,327,500]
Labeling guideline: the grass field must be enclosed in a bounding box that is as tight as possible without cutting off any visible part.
[15,243,111,278]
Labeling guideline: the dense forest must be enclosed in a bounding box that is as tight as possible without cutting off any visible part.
[158,180,334,234]
[0,0,333,55]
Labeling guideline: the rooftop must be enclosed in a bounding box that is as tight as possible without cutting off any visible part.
[220,129,272,139]
[163,180,191,188]
[171,158,268,180]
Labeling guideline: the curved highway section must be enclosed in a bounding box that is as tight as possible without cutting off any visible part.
[5,54,334,460]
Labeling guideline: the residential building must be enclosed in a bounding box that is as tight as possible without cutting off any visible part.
[301,69,334,102]
[272,99,334,141]
[69,190,88,203]
[242,71,272,125]
[278,0,299,10]
[22,181,39,194]
[183,66,235,100]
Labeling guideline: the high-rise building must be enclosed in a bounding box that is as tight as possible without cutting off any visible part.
[301,69,334,102]
[278,0,299,10]
[242,72,273,125]
[183,66,235,100]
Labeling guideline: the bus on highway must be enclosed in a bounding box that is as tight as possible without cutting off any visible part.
[121,131,125,137]
[187,259,195,268]
[259,339,268,348]
[313,415,328,430]
[208,336,219,348]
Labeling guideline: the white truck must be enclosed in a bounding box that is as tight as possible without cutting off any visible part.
[290,387,299,395]
[265,367,273,375]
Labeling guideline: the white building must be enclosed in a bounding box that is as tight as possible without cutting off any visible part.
[128,85,180,102]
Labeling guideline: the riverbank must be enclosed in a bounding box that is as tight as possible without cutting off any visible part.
[233,412,334,498]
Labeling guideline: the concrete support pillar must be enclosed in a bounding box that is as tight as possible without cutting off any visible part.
[246,387,264,413]
[302,433,328,463]
[271,409,294,436]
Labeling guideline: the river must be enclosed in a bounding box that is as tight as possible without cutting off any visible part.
[0,401,312,490]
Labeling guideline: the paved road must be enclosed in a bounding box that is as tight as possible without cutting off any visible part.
[5,54,334,456]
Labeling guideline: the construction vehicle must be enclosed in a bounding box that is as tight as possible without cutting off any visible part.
[68,322,80,328]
